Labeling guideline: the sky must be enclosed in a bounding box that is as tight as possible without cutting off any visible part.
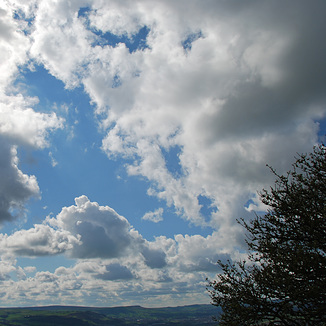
[0,0,326,308]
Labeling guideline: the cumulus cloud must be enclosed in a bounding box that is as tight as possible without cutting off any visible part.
[1,195,167,269]
[0,139,39,222]
[5,0,325,233]
[47,195,143,259]
[0,258,16,281]
[0,2,30,88]
[0,255,208,307]
[0,95,64,148]
[0,195,249,306]
[0,1,64,223]
[2,0,325,230]
[0,96,63,222]
[29,0,93,88]
[141,245,167,269]
[0,224,80,256]
[0,195,237,278]
[94,263,134,281]
[171,234,233,273]
[21,0,324,234]
[47,196,169,269]
[0,0,326,307]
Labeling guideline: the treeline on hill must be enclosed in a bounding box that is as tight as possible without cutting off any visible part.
[0,304,219,326]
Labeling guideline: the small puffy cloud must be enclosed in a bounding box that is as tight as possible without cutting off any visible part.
[142,207,163,223]
[24,266,37,273]
[49,151,58,167]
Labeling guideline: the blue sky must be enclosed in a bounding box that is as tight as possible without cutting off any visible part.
[0,0,326,308]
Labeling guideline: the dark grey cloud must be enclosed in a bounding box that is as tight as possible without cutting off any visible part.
[0,8,14,41]
[95,263,134,281]
[141,246,167,269]
[0,138,39,222]
[46,196,142,259]
[70,219,132,259]
[179,255,227,273]
[198,0,326,143]
[45,196,168,269]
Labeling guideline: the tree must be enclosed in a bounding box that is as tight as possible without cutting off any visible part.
[207,144,326,325]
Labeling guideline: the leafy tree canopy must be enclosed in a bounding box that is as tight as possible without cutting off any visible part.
[207,144,326,325]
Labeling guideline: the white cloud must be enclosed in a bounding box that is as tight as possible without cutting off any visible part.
[49,151,58,167]
[2,261,206,307]
[0,258,16,280]
[0,2,30,89]
[0,2,64,223]
[0,94,63,222]
[29,0,93,88]
[0,95,64,148]
[88,0,144,37]
[0,196,170,273]
[0,198,258,308]
[6,0,323,247]
[171,233,234,273]
[142,207,163,223]
[0,0,326,307]
[0,196,230,306]
[70,0,325,236]
[24,266,37,273]
[0,224,80,256]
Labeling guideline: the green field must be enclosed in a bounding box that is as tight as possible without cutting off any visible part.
[0,304,219,325]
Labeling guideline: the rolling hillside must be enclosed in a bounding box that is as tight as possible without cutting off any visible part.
[0,304,220,325]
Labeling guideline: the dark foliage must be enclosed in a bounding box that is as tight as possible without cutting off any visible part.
[207,145,326,325]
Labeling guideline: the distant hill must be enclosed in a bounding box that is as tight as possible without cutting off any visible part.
[0,304,221,325]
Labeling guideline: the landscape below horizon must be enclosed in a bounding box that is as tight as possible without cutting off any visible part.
[0,304,218,325]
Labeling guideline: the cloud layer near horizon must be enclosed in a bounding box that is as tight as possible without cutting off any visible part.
[0,196,230,306]
[0,0,326,306]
